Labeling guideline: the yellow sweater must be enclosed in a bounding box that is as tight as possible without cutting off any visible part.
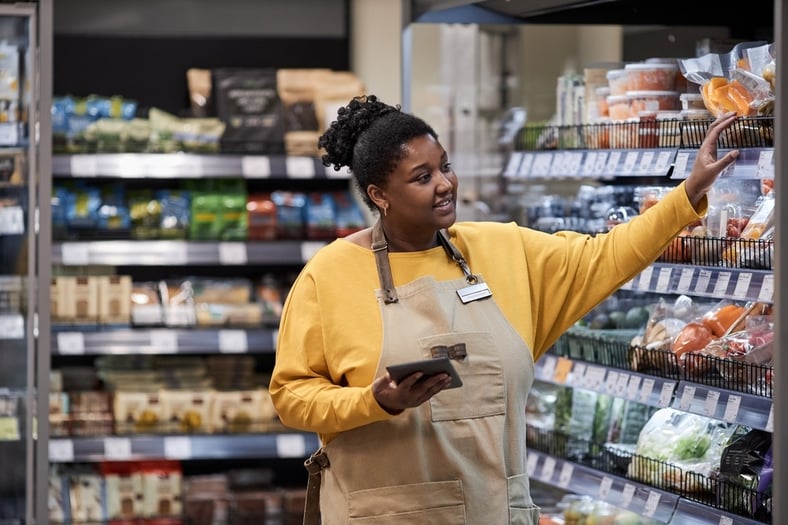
[270,181,704,444]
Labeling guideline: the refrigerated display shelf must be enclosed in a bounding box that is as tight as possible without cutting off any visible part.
[52,327,275,355]
[48,432,320,463]
[526,450,767,525]
[52,153,351,180]
[671,148,774,180]
[503,148,676,179]
[621,264,773,304]
[534,356,774,432]
[52,239,326,266]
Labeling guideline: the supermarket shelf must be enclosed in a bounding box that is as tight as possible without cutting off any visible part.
[52,327,275,355]
[52,240,326,266]
[526,449,678,523]
[503,149,676,179]
[672,499,767,525]
[671,148,774,180]
[621,264,774,304]
[52,153,351,179]
[672,381,774,432]
[48,432,320,463]
[526,449,767,525]
[536,355,678,409]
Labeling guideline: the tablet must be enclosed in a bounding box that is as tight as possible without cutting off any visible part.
[386,356,463,389]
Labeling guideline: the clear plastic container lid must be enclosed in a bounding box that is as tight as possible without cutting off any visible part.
[624,62,678,71]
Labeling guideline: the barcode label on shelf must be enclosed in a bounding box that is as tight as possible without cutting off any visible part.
[621,483,636,507]
[49,439,74,462]
[643,491,661,517]
[679,385,695,411]
[626,375,641,400]
[558,463,573,488]
[285,157,315,178]
[540,456,556,480]
[599,476,613,499]
[659,382,675,407]
[732,273,752,299]
[759,274,774,302]
[695,269,712,294]
[723,395,741,422]
[766,404,774,432]
[300,241,324,262]
[526,453,538,476]
[150,330,178,353]
[719,516,733,525]
[164,436,192,459]
[704,390,720,417]
[276,434,306,458]
[241,156,271,178]
[672,152,689,179]
[503,152,523,177]
[104,437,132,460]
[0,206,24,235]
[0,314,24,340]
[61,243,90,265]
[57,332,85,355]
[637,266,653,291]
[712,271,731,296]
[540,355,557,381]
[655,267,672,293]
[676,268,694,293]
[218,330,248,353]
[219,242,248,265]
[70,156,98,176]
[639,378,655,403]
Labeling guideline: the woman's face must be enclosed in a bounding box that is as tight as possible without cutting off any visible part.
[377,134,458,242]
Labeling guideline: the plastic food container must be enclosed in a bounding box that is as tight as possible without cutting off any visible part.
[594,86,611,118]
[680,92,705,111]
[624,62,679,91]
[607,94,630,121]
[627,90,680,116]
[606,69,629,95]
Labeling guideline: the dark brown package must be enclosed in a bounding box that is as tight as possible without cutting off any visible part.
[212,68,286,154]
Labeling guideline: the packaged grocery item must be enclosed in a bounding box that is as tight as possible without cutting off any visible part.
[140,461,182,517]
[271,191,307,239]
[210,388,277,433]
[101,462,144,519]
[246,193,278,241]
[626,90,680,116]
[156,189,190,239]
[625,62,679,91]
[304,192,336,240]
[606,94,629,121]
[113,391,164,434]
[333,190,366,237]
[605,68,628,95]
[130,281,163,326]
[160,388,213,433]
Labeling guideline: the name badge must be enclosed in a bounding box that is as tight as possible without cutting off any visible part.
[457,282,492,304]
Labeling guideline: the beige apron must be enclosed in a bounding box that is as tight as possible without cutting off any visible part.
[305,221,539,524]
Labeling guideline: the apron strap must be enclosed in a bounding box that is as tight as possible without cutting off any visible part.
[302,448,330,525]
[371,220,398,303]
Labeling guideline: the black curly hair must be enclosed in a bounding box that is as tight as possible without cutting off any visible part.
[318,94,438,211]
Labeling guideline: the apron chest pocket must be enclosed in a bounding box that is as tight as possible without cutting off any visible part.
[418,331,505,422]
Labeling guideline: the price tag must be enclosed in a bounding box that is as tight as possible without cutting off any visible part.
[0,206,24,235]
[558,463,573,488]
[599,476,614,499]
[695,269,712,294]
[540,456,556,480]
[150,330,178,353]
[540,355,557,382]
[586,366,606,390]
[623,151,639,173]
[70,155,98,176]
[218,242,248,265]
[276,433,306,458]
[639,377,655,403]
[285,156,316,178]
[643,491,661,517]
[766,404,774,432]
[732,273,752,299]
[582,152,598,175]
[704,389,720,417]
[620,277,634,291]
[605,151,622,173]
[57,332,85,355]
[241,156,271,178]
[164,436,192,459]
[719,516,733,525]
[503,152,523,177]
[621,483,636,507]
[605,370,619,395]
[552,357,572,384]
[637,266,654,291]
[615,373,630,397]
[594,151,609,174]
[518,153,534,177]
[572,362,587,388]
[656,267,672,293]
[49,439,75,462]
[756,149,774,179]
[639,151,655,172]
[526,452,539,476]
[531,153,553,176]
[679,385,695,411]
[654,151,672,173]
[104,437,132,460]
[758,274,774,302]
[713,271,732,296]
[300,241,324,262]
[218,330,248,354]
[566,152,583,174]
[626,375,641,400]
[672,151,689,179]
[723,395,741,422]
[677,268,694,293]
[659,382,675,407]
[0,314,24,340]
[549,152,566,175]
[60,243,90,265]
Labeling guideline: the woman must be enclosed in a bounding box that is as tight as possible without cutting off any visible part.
[269,95,740,524]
